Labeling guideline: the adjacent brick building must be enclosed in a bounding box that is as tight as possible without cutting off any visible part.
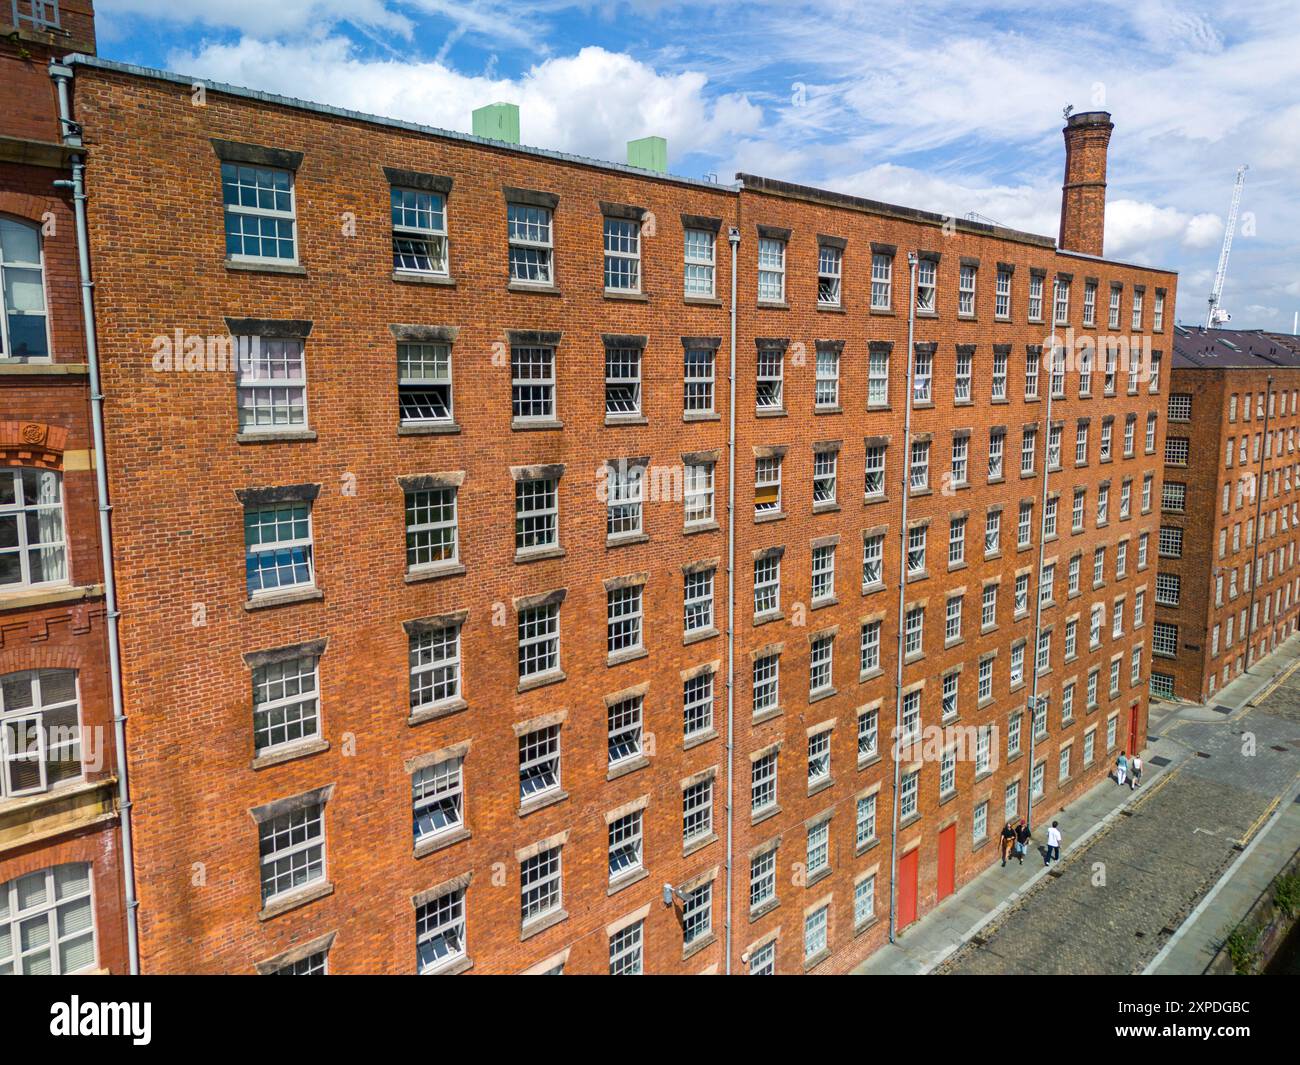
[0,0,129,974]
[1151,327,1300,703]
[52,46,1176,974]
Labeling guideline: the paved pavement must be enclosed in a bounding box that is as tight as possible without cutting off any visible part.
[855,637,1300,975]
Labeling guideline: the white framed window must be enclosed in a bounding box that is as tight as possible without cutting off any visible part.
[0,217,51,361]
[985,509,1001,555]
[244,499,314,599]
[1159,526,1183,559]
[683,882,712,945]
[904,606,924,657]
[1008,713,1022,757]
[860,620,881,674]
[507,201,553,284]
[757,346,784,411]
[755,455,782,515]
[236,336,307,434]
[683,670,714,738]
[940,745,957,795]
[809,636,834,695]
[871,253,893,309]
[609,920,644,975]
[757,237,786,302]
[995,268,1011,318]
[413,756,464,843]
[854,874,876,929]
[916,259,936,311]
[1054,279,1070,325]
[981,584,997,629]
[958,264,976,315]
[1131,289,1144,330]
[0,864,96,974]
[817,244,842,306]
[988,430,1005,481]
[753,654,780,715]
[945,596,963,642]
[900,769,919,819]
[258,801,326,904]
[1153,621,1178,656]
[252,655,319,755]
[1083,280,1096,326]
[518,723,561,801]
[405,486,458,570]
[604,343,641,416]
[1018,502,1033,548]
[992,348,1008,400]
[607,585,644,655]
[754,554,781,616]
[391,186,448,275]
[910,440,930,490]
[815,346,840,408]
[1109,285,1121,329]
[978,656,994,701]
[410,622,463,715]
[868,347,890,406]
[518,602,560,680]
[748,938,775,975]
[949,515,967,565]
[521,846,563,926]
[607,695,644,767]
[398,341,452,426]
[1021,428,1037,475]
[811,545,836,604]
[864,445,886,498]
[1010,643,1025,686]
[955,348,973,402]
[511,344,556,421]
[813,451,837,506]
[515,476,559,554]
[684,567,715,634]
[751,751,778,813]
[606,460,645,537]
[603,216,641,292]
[907,525,926,576]
[0,468,65,589]
[806,821,830,876]
[608,810,644,881]
[1154,290,1165,331]
[222,163,297,263]
[683,778,713,843]
[684,228,716,297]
[0,668,80,798]
[1024,351,1039,400]
[684,346,715,413]
[857,708,879,761]
[1028,273,1044,320]
[685,463,715,525]
[913,347,933,403]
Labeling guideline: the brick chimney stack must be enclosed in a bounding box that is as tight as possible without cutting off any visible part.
[1058,110,1114,257]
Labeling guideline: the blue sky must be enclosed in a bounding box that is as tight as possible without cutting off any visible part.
[95,0,1300,330]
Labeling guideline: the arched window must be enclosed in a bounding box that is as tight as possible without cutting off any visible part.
[0,863,96,974]
[0,467,66,588]
[0,668,81,797]
[0,217,50,361]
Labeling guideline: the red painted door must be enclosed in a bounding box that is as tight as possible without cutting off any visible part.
[937,824,956,901]
[1128,704,1141,755]
[897,849,919,930]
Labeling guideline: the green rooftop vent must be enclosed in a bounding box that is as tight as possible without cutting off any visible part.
[627,136,668,173]
[472,103,520,144]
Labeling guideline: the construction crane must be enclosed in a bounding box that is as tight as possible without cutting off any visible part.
[1205,164,1248,328]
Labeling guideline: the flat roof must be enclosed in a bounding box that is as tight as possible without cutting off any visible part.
[1171,325,1300,369]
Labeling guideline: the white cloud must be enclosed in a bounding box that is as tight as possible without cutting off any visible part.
[1182,212,1224,249]
[169,38,763,163]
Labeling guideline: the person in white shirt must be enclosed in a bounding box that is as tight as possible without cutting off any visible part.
[1130,754,1143,789]
[1044,821,1062,866]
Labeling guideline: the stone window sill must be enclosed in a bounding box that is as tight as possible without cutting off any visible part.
[414,826,471,858]
[226,260,307,277]
[399,422,461,436]
[251,736,329,770]
[521,907,569,941]
[606,532,650,548]
[751,804,782,827]
[607,867,649,896]
[392,271,455,286]
[244,587,323,612]
[608,646,649,668]
[684,626,719,646]
[405,561,466,583]
[515,546,565,564]
[259,880,333,922]
[407,697,468,726]
[517,669,566,694]
[507,282,562,296]
[512,417,564,431]
[607,754,649,781]
[684,831,718,858]
[604,290,650,302]
[605,414,648,427]
[0,583,102,612]
[518,789,569,818]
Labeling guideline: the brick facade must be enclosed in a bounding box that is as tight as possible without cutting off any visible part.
[61,55,1176,974]
[0,0,127,974]
[1153,329,1300,703]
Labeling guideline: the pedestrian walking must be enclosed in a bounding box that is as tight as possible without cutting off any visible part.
[1000,821,1016,866]
[1014,819,1031,866]
[1131,753,1143,789]
[1044,821,1062,865]
[1116,751,1128,787]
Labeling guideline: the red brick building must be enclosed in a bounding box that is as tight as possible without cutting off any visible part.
[53,50,1176,974]
[0,1,130,974]
[1152,327,1300,703]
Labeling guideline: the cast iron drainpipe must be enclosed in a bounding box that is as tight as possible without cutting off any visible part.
[49,60,141,975]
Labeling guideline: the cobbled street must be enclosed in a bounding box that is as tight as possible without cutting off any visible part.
[939,671,1300,975]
